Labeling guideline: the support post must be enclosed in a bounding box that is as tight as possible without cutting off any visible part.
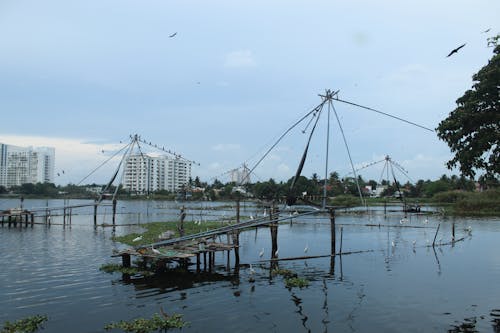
[196,253,201,273]
[112,199,117,226]
[270,205,279,260]
[232,230,240,266]
[63,207,66,226]
[93,202,98,228]
[432,223,441,247]
[122,254,131,268]
[452,222,455,241]
[31,213,34,227]
[330,208,336,256]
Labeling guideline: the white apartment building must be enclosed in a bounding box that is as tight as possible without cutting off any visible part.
[122,154,191,194]
[230,164,251,185]
[0,143,55,188]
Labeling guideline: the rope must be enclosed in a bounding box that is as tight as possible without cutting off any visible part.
[76,142,131,186]
[334,98,435,132]
[330,101,366,207]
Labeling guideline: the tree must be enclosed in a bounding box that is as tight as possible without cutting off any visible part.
[436,36,500,179]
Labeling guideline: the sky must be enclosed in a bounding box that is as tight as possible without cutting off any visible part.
[0,0,498,186]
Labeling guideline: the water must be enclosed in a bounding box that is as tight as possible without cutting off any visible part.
[1,199,499,332]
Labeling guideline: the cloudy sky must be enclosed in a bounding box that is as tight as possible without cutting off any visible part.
[0,0,498,185]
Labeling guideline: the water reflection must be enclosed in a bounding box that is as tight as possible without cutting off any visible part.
[1,199,499,332]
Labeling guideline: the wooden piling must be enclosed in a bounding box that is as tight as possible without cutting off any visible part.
[122,254,131,268]
[270,205,279,259]
[196,253,201,273]
[112,199,117,226]
[30,213,34,227]
[432,223,441,247]
[452,222,455,241]
[329,208,336,257]
[93,203,98,228]
[63,207,66,226]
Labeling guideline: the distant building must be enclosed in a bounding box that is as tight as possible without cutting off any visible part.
[121,154,191,194]
[230,164,251,185]
[0,143,55,188]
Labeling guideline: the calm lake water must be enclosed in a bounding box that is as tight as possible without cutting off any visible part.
[1,199,499,332]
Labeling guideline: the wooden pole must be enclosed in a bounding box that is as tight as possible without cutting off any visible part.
[196,253,200,273]
[203,252,207,271]
[122,254,131,268]
[232,231,240,266]
[340,226,343,254]
[270,205,279,260]
[330,208,336,256]
[63,207,66,226]
[432,223,441,247]
[452,222,455,241]
[31,213,34,227]
[112,199,117,226]
[93,202,98,228]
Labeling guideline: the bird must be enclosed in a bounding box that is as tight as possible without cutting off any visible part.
[62,170,65,174]
[169,32,177,38]
[423,218,429,224]
[132,235,143,242]
[482,28,491,33]
[274,248,279,256]
[151,246,161,255]
[412,240,416,247]
[447,43,466,57]
[304,243,309,253]
[101,149,105,153]
[259,248,264,258]
[391,241,395,247]
[57,173,60,177]
[249,264,255,275]
[250,215,254,220]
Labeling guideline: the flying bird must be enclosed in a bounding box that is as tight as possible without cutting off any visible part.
[169,32,177,38]
[482,28,491,33]
[447,43,466,57]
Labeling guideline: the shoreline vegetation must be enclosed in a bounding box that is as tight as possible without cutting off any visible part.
[2,189,498,217]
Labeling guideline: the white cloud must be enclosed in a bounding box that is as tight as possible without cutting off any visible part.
[224,50,257,68]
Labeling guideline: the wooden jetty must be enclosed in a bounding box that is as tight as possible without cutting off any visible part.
[0,208,35,228]
[112,204,333,273]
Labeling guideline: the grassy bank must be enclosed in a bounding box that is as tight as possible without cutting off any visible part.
[432,189,500,216]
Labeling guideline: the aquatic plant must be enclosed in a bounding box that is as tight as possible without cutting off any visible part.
[104,313,187,333]
[271,268,297,278]
[1,315,48,333]
[99,263,148,276]
[284,277,310,289]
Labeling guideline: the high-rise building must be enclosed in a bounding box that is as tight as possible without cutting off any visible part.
[122,154,191,194]
[230,164,251,185]
[0,143,55,188]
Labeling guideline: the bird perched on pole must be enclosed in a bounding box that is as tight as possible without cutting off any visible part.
[447,43,466,57]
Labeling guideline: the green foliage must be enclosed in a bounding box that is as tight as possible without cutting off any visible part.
[1,315,48,333]
[432,190,469,203]
[329,195,360,207]
[104,313,187,333]
[453,188,500,215]
[284,277,310,289]
[271,268,297,278]
[437,37,500,178]
[99,263,145,275]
